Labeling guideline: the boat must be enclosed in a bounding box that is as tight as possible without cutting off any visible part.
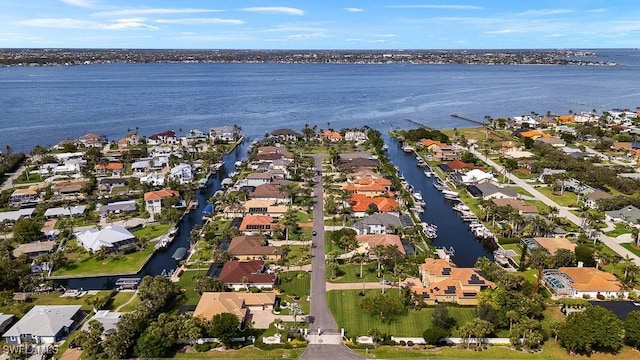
[452,203,470,212]
[172,247,187,261]
[402,145,414,153]
[202,203,214,216]
[168,226,178,237]
[382,144,389,151]
[413,191,423,202]
[234,160,243,168]
[198,177,208,189]
[441,190,459,197]
[424,170,434,177]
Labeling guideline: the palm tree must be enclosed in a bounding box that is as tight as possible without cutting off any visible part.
[529,247,551,295]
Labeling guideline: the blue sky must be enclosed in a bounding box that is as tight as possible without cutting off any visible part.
[1,0,639,49]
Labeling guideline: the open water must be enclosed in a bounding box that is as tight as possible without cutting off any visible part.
[2,49,640,152]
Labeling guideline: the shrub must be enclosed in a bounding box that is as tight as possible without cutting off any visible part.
[195,343,211,352]
[498,237,521,245]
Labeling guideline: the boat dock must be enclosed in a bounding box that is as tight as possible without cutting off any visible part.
[115,277,141,290]
[404,118,433,130]
[450,113,487,126]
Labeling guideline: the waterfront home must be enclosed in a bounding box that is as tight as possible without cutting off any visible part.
[12,241,56,258]
[512,115,539,127]
[413,258,495,306]
[44,205,86,218]
[131,159,151,173]
[356,234,405,255]
[345,130,367,143]
[147,130,177,145]
[491,198,537,215]
[454,169,496,185]
[76,225,137,252]
[97,178,127,193]
[543,267,625,299]
[193,292,276,326]
[94,162,123,176]
[82,310,121,336]
[321,130,342,141]
[583,189,612,210]
[218,260,276,290]
[239,215,281,235]
[228,235,281,260]
[431,146,461,161]
[338,157,378,171]
[238,172,274,188]
[348,193,399,218]
[3,305,83,344]
[117,133,140,147]
[144,189,180,215]
[9,187,41,206]
[538,168,567,183]
[343,177,393,198]
[0,314,14,334]
[257,145,283,155]
[535,136,566,148]
[271,128,302,141]
[521,237,576,255]
[76,132,104,148]
[420,139,447,151]
[351,213,413,235]
[250,183,290,204]
[466,182,517,200]
[605,205,640,225]
[210,126,234,142]
[169,163,193,184]
[98,200,137,217]
[186,129,208,142]
[223,199,289,219]
[140,171,164,187]
[441,159,475,172]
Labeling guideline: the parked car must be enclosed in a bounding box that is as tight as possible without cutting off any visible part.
[379,279,391,285]
[312,230,317,236]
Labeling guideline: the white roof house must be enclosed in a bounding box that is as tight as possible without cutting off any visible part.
[44,205,87,218]
[3,305,82,344]
[170,163,193,184]
[76,226,136,252]
[82,310,122,335]
[460,169,495,184]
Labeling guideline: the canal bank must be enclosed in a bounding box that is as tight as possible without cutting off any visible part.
[54,138,251,290]
[384,134,494,268]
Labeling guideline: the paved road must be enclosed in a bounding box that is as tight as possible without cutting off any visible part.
[470,148,640,266]
[300,154,364,360]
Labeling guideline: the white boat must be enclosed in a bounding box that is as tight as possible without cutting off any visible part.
[382,144,389,151]
[402,145,414,153]
[413,192,423,201]
[424,170,434,177]
[234,160,243,168]
[442,190,459,197]
[453,203,470,212]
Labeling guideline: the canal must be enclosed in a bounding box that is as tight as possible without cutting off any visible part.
[384,134,494,267]
[57,139,251,290]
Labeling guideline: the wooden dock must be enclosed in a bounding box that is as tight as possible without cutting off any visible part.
[450,113,487,126]
[404,118,433,130]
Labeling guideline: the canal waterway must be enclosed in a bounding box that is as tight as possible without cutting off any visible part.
[384,134,494,267]
[56,139,251,290]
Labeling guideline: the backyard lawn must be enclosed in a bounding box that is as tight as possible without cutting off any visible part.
[278,271,310,314]
[327,289,476,337]
[327,262,381,283]
[52,242,156,277]
[604,223,631,238]
[535,187,578,207]
[170,269,208,313]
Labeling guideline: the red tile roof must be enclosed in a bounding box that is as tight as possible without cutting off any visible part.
[218,260,275,285]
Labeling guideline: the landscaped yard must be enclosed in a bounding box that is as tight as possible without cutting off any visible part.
[52,241,156,277]
[604,223,632,238]
[174,347,303,359]
[0,291,109,317]
[108,291,135,310]
[327,289,476,337]
[327,262,381,283]
[132,223,172,240]
[170,269,208,313]
[535,187,579,207]
[277,271,310,314]
[621,242,640,257]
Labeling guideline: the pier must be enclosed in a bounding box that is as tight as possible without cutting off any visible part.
[404,118,433,130]
[450,113,487,126]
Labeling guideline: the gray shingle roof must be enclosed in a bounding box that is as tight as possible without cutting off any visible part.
[3,305,81,338]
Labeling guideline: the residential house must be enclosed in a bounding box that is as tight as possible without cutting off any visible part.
[186,129,208,142]
[117,133,140,148]
[271,128,302,141]
[76,132,104,148]
[543,267,626,299]
[9,187,40,205]
[44,205,86,219]
[0,208,34,223]
[343,177,393,198]
[12,241,56,258]
[521,237,576,255]
[420,139,447,150]
[351,213,413,235]
[442,159,475,172]
[51,180,87,195]
[321,130,342,142]
[223,199,289,219]
[3,305,83,344]
[210,126,234,142]
[131,159,151,173]
[413,258,496,305]
[82,310,121,336]
[349,193,399,218]
[169,163,193,184]
[144,189,180,215]
[94,162,123,176]
[98,200,137,217]
[228,235,281,260]
[519,130,549,140]
[583,189,612,209]
[466,182,517,200]
[605,205,640,225]
[251,183,290,204]
[140,171,165,187]
[491,198,537,215]
[193,292,276,326]
[454,169,495,185]
[535,137,566,147]
[432,146,461,161]
[338,157,378,171]
[97,178,127,193]
[240,173,274,188]
[345,131,367,142]
[356,234,406,255]
[239,215,281,235]
[76,225,137,252]
[147,130,177,145]
[538,168,567,183]
[218,260,276,290]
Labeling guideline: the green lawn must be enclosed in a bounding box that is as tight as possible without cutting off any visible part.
[535,187,578,207]
[327,262,381,283]
[285,245,312,266]
[170,269,208,313]
[327,289,476,337]
[277,271,311,314]
[604,223,631,238]
[132,223,172,240]
[108,291,135,310]
[174,347,303,359]
[51,242,156,277]
[621,242,640,257]
[0,291,108,317]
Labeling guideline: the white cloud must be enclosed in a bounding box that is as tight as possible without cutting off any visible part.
[588,8,607,13]
[19,17,158,30]
[518,9,573,16]
[344,8,364,13]
[60,0,98,8]
[266,25,327,33]
[241,7,305,16]
[156,18,245,25]
[386,5,483,10]
[484,29,519,35]
[93,8,222,17]
[375,34,396,38]
[286,33,330,39]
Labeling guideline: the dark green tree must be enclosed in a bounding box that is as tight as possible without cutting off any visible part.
[423,326,449,345]
[559,306,623,354]
[624,310,640,349]
[432,304,456,330]
[12,218,43,244]
[209,312,240,348]
[75,320,104,358]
